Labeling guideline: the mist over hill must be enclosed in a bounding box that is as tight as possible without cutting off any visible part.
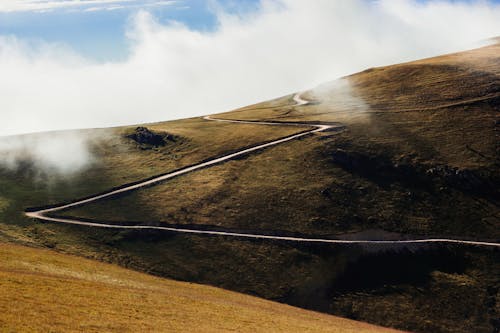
[0,42,499,333]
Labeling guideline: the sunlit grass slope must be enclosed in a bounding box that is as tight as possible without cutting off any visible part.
[0,43,498,333]
[54,43,500,333]
[66,42,499,239]
[0,243,399,333]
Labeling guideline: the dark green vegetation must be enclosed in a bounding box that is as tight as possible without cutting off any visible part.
[1,43,499,333]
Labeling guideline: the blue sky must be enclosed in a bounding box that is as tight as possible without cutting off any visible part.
[0,0,262,61]
[2,0,497,62]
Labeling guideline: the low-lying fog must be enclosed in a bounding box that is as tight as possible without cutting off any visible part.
[0,131,102,175]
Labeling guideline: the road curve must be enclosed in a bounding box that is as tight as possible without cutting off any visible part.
[25,93,500,248]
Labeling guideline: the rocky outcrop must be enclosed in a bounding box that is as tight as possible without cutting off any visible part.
[127,127,175,147]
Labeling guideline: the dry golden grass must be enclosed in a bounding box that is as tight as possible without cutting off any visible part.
[55,43,499,333]
[89,118,310,197]
[0,243,400,333]
[1,43,498,333]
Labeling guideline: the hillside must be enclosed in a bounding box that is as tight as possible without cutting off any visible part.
[0,243,399,332]
[0,43,498,333]
[62,42,499,239]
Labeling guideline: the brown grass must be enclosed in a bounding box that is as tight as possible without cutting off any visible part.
[65,44,499,238]
[1,43,498,333]
[0,243,400,333]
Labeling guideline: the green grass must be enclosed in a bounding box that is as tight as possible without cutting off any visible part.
[0,196,9,214]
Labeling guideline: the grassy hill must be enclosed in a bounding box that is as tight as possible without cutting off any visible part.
[63,42,499,239]
[0,243,399,332]
[0,43,498,332]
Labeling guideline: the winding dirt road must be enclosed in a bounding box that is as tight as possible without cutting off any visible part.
[25,94,500,248]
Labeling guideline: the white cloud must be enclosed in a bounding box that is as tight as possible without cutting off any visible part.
[1,0,499,138]
[0,0,177,13]
[0,131,97,174]
[83,7,103,12]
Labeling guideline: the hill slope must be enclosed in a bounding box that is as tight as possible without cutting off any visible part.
[0,243,399,333]
[64,42,499,239]
[0,43,498,333]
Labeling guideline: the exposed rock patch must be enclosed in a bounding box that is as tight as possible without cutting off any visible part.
[127,127,176,147]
